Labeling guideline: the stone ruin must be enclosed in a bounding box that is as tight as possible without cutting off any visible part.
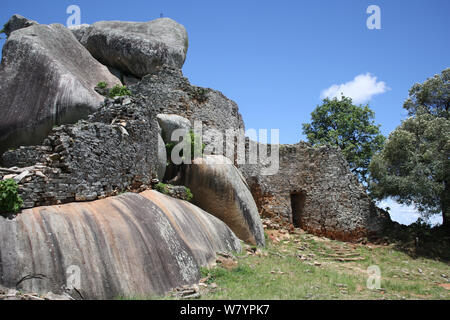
[0,14,392,299]
[239,142,390,241]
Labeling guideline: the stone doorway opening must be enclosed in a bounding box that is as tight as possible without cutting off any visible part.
[291,191,306,228]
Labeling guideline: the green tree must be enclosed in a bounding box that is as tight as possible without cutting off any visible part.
[369,68,450,228]
[302,96,385,183]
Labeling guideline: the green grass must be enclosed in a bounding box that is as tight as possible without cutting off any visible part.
[123,229,450,300]
[191,230,449,300]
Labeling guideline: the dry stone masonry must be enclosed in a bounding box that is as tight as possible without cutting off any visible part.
[0,15,392,252]
[2,95,162,208]
[0,63,247,209]
[0,14,398,299]
[238,142,391,241]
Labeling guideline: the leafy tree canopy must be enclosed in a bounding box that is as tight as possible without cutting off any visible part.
[302,96,385,183]
[403,68,449,118]
[369,68,450,227]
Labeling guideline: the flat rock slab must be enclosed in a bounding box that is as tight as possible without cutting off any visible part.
[0,190,241,299]
[182,155,265,247]
[79,18,188,78]
[0,21,121,153]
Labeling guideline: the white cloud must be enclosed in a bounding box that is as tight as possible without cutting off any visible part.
[320,73,389,104]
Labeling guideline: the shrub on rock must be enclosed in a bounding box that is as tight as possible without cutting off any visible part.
[0,179,23,215]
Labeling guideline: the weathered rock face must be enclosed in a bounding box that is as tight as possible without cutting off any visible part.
[0,190,241,299]
[0,20,122,154]
[79,18,188,78]
[238,142,391,241]
[157,113,192,143]
[68,24,90,42]
[1,66,243,208]
[130,66,245,134]
[1,95,161,208]
[181,155,265,246]
[2,14,38,37]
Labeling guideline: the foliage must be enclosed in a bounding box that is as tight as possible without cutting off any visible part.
[369,113,449,214]
[410,218,433,233]
[403,68,449,118]
[369,68,450,226]
[0,179,23,215]
[165,142,176,164]
[302,96,385,183]
[188,130,206,159]
[108,85,131,98]
[154,182,169,195]
[96,81,108,89]
[153,183,193,202]
[185,187,194,202]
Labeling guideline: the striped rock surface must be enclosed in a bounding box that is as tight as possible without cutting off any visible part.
[0,190,241,299]
[181,155,265,247]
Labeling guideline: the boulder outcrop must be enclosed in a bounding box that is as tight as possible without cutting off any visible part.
[2,14,38,38]
[78,18,188,79]
[157,113,192,143]
[1,66,245,208]
[181,155,265,246]
[130,66,244,134]
[0,19,121,154]
[68,24,90,42]
[0,14,391,250]
[0,190,241,299]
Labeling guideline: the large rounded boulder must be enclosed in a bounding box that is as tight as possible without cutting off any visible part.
[0,190,241,299]
[0,18,122,154]
[79,18,189,78]
[181,155,265,247]
[157,113,192,143]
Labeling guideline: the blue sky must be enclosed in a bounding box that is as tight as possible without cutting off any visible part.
[1,0,448,225]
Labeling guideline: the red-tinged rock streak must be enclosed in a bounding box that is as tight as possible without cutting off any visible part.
[0,191,241,299]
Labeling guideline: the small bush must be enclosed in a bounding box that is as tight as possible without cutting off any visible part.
[96,81,108,89]
[185,187,193,202]
[0,179,23,215]
[108,85,132,98]
[154,182,169,195]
